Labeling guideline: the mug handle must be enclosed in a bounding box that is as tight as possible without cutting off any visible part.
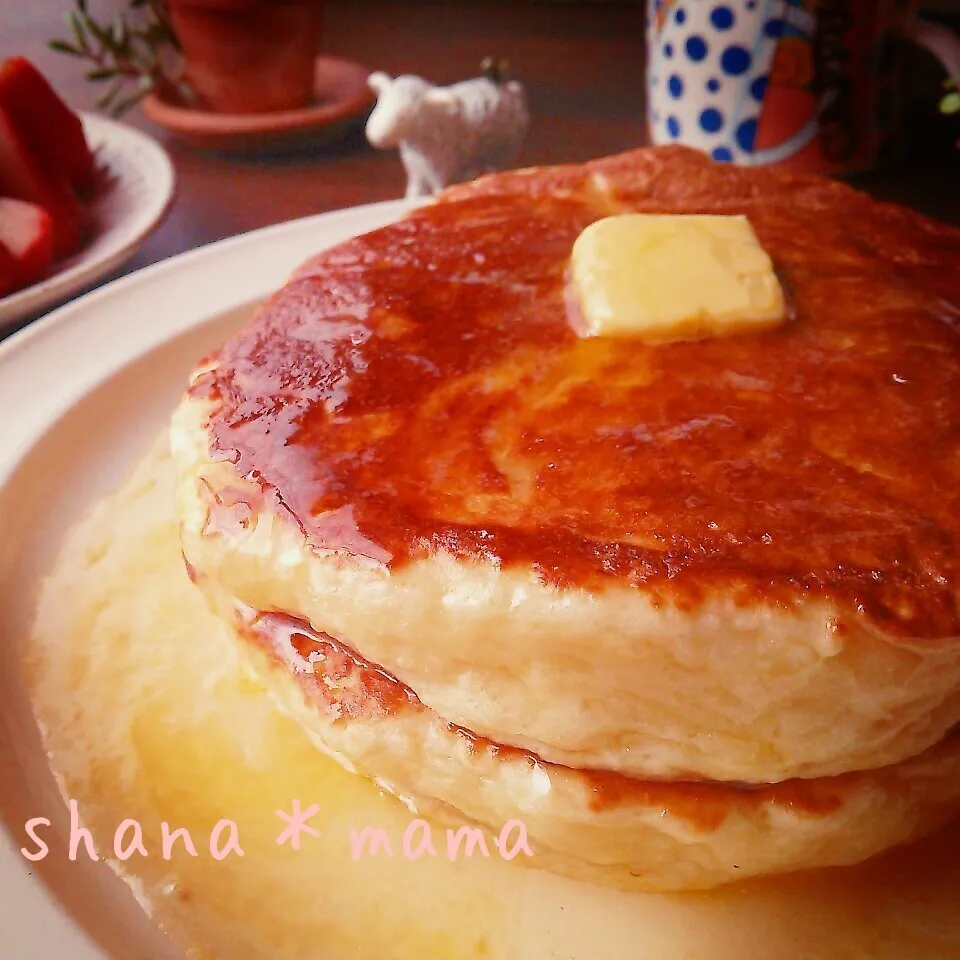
[903,16,960,81]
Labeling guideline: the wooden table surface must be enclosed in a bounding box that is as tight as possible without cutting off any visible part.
[1,0,959,339]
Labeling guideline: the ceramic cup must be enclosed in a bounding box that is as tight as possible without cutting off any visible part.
[646,0,960,174]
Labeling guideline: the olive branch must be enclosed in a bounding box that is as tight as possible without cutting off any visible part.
[48,0,190,116]
[941,77,960,137]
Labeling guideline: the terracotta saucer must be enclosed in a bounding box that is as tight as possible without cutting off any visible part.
[142,56,374,154]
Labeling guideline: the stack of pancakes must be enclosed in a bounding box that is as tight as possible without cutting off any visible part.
[170,145,960,892]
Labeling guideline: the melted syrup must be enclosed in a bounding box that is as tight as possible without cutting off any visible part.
[190,148,960,640]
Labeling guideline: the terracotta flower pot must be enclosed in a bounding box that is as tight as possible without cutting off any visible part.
[168,0,324,114]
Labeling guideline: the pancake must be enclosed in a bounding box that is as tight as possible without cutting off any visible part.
[26,433,960,959]
[30,434,960,898]
[171,145,960,785]
[202,582,960,894]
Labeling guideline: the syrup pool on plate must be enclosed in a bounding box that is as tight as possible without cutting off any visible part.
[24,435,960,959]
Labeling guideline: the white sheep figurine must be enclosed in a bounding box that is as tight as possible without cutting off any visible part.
[365,60,529,199]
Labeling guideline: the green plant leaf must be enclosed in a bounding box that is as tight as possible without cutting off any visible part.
[86,66,119,81]
[48,39,84,56]
[68,11,90,53]
[941,92,960,114]
[96,78,124,110]
[112,86,150,117]
[80,13,111,49]
[111,16,129,52]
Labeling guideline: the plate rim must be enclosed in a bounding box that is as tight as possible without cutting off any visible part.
[0,195,413,958]
[0,112,176,330]
[0,195,414,490]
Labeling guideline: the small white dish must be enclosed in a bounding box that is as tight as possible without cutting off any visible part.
[0,112,176,332]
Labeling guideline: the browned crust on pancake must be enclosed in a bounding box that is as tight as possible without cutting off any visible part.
[188,145,960,640]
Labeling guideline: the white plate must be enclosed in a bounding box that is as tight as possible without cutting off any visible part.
[0,112,176,332]
[0,199,411,958]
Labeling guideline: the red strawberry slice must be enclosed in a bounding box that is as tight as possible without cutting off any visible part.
[0,57,95,190]
[0,197,54,288]
[0,108,85,259]
[0,238,19,297]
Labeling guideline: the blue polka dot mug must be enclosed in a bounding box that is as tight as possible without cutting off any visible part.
[646,0,960,174]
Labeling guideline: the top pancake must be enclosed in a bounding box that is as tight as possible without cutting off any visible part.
[188,146,960,639]
[173,146,960,783]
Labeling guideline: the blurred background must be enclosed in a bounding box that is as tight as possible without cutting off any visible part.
[0,0,957,314]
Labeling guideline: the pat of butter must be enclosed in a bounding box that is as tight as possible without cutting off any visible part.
[570,214,785,343]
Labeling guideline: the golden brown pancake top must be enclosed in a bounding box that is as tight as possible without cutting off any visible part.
[189,147,960,640]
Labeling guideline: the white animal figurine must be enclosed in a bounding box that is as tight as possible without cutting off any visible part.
[365,61,529,199]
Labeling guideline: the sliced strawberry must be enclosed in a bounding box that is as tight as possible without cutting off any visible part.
[0,108,85,259]
[0,57,94,190]
[0,238,19,297]
[0,197,54,287]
